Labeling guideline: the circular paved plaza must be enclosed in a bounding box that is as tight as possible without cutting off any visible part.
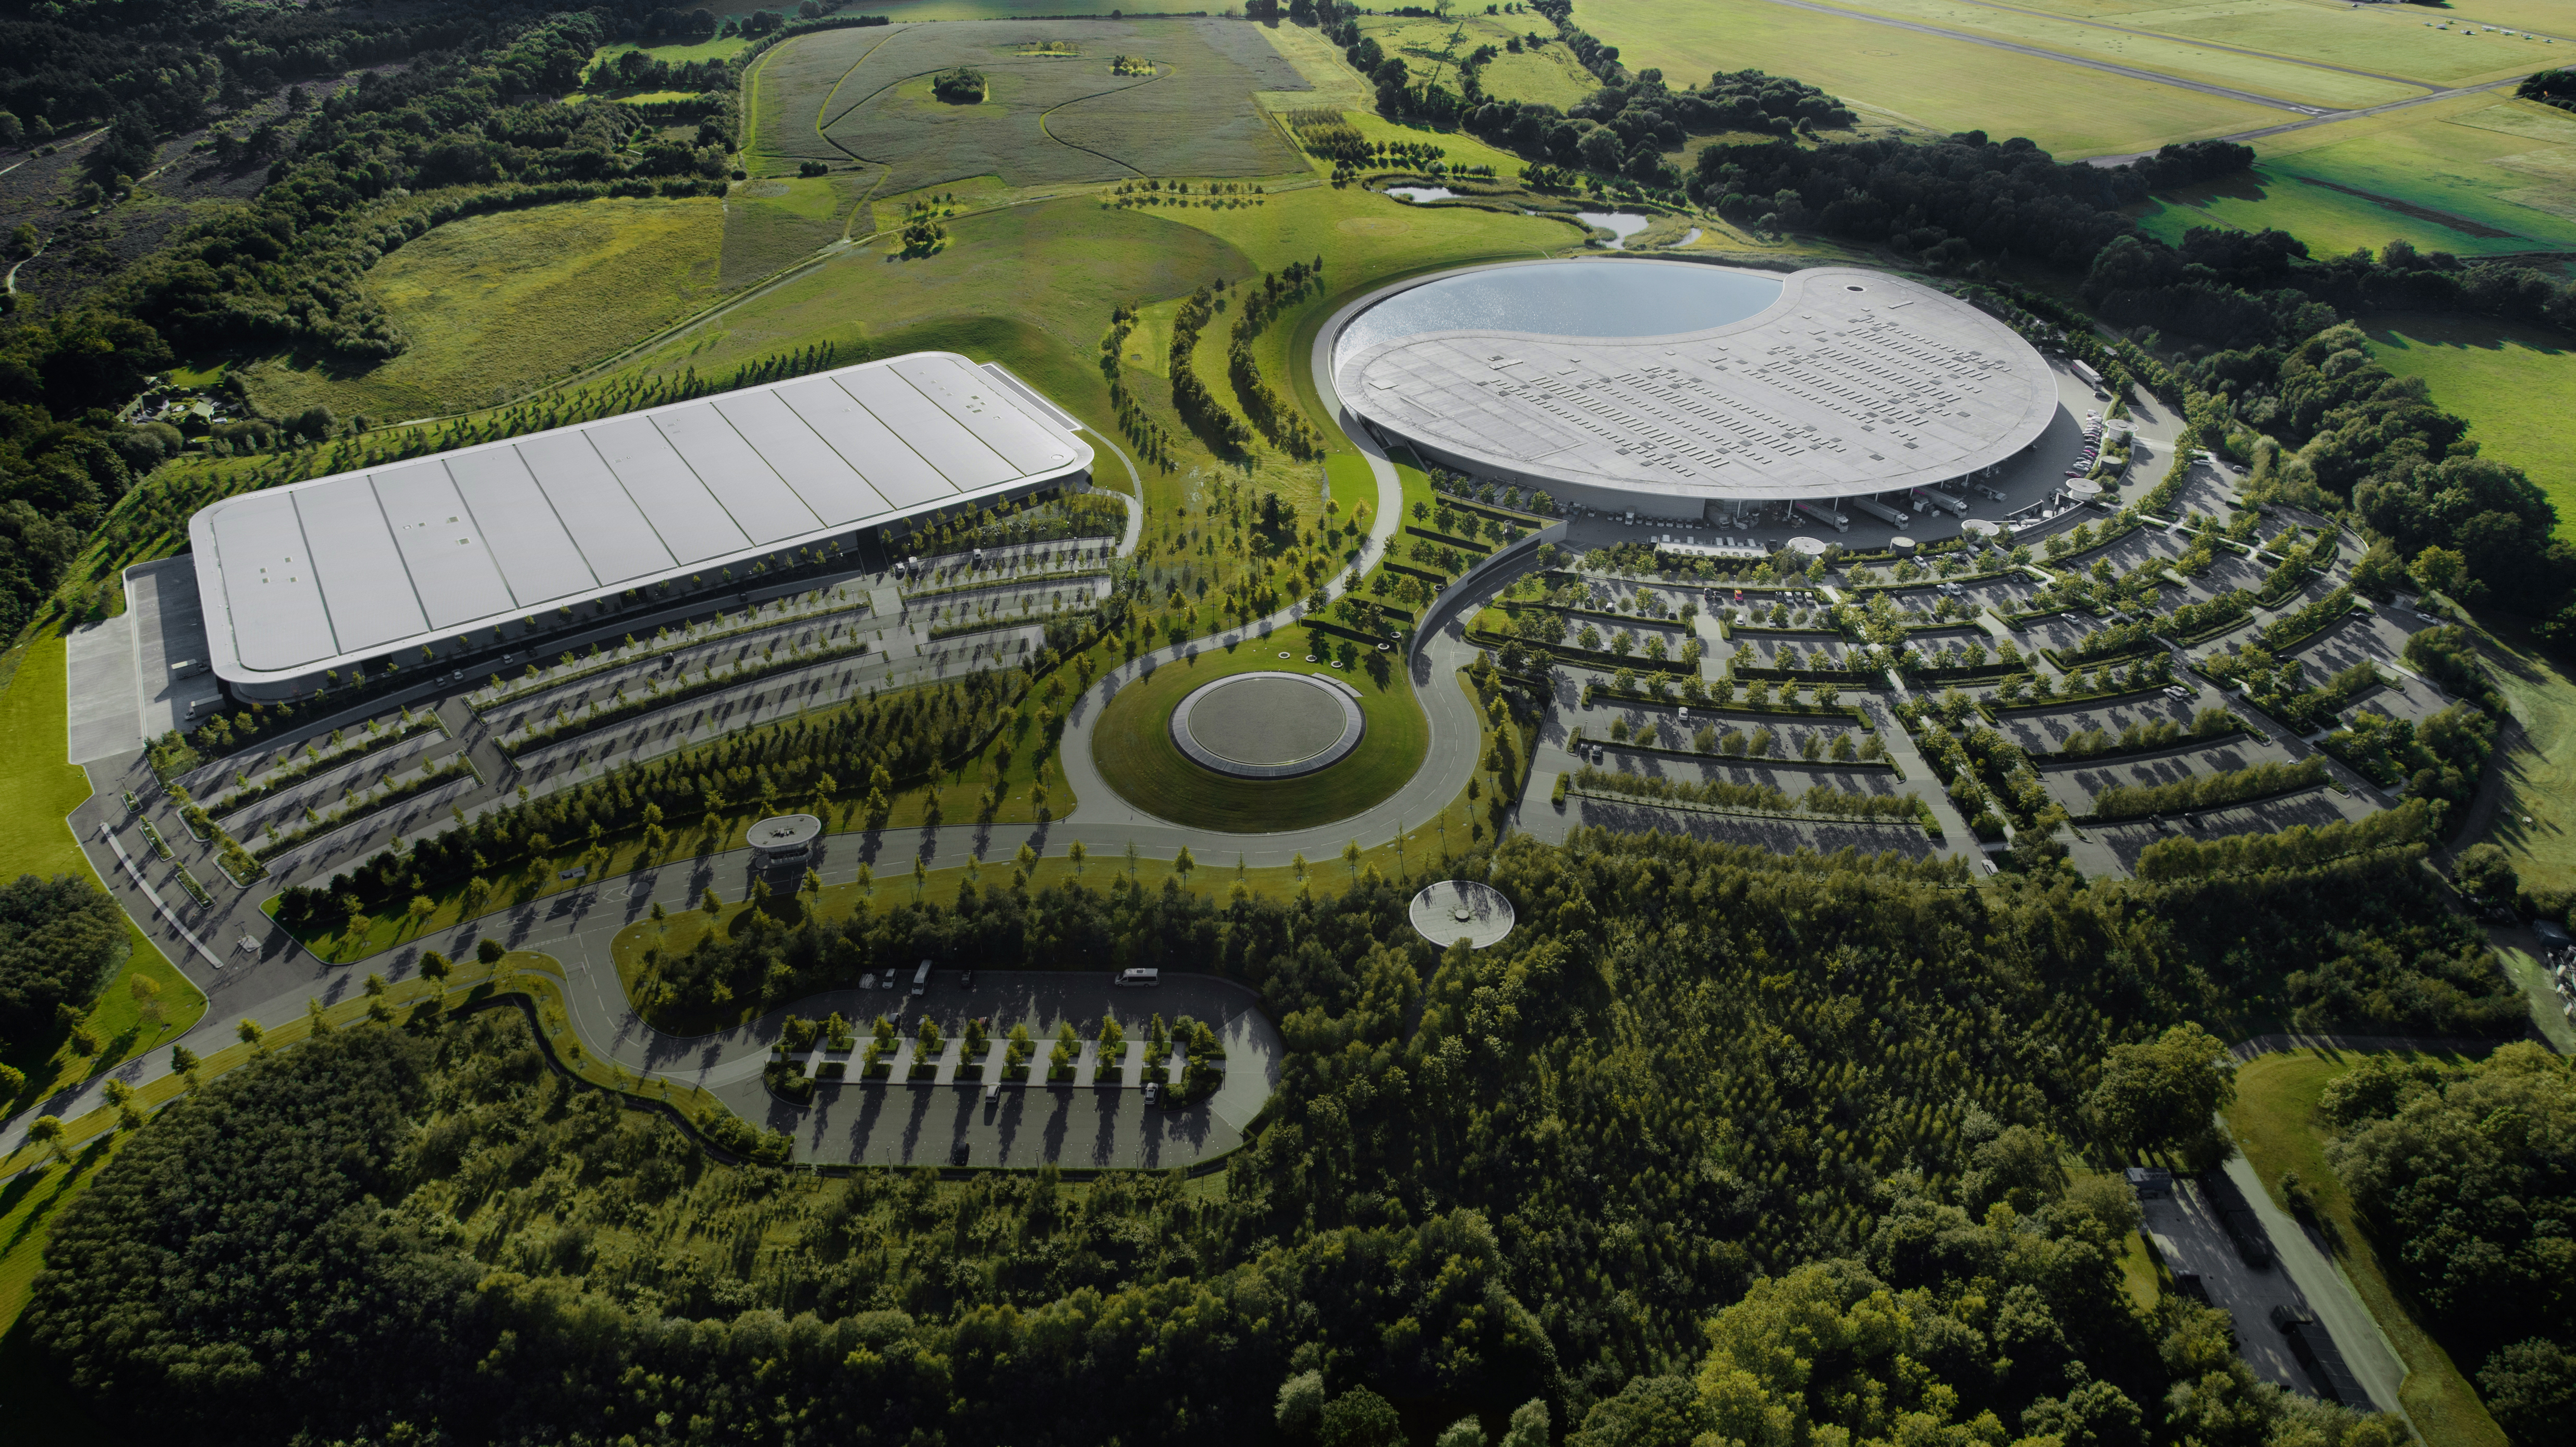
[1409,880,1516,950]
[1170,672,1365,779]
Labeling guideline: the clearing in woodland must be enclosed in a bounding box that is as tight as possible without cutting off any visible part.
[239,196,723,422]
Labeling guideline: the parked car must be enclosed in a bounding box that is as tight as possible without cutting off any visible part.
[1142,1081,1160,1105]
[1116,968,1161,988]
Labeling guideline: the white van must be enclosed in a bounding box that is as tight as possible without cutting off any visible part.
[912,959,933,995]
[1115,968,1161,988]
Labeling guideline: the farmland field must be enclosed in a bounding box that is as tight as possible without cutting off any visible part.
[1847,0,2544,89]
[754,19,1308,195]
[1576,0,2284,157]
[2366,313,2576,529]
[240,196,723,422]
[739,20,905,176]
[1805,0,2425,108]
[2138,99,2576,259]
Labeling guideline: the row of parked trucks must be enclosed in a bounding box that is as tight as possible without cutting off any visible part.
[1790,484,1998,534]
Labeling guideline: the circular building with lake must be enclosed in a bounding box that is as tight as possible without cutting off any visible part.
[1333,260,2057,533]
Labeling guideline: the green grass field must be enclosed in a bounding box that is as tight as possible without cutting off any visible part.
[1814,0,2423,108]
[240,196,724,422]
[2226,1051,2509,1447]
[585,34,753,78]
[1577,0,2284,157]
[0,637,205,1118]
[721,172,871,287]
[766,18,1307,194]
[2139,99,2576,260]
[2367,313,2576,527]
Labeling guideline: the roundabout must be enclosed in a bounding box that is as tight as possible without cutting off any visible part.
[1169,671,1365,780]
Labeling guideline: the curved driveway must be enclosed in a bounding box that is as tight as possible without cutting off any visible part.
[6,298,1506,1165]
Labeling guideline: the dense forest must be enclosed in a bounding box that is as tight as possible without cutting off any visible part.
[26,824,2524,1443]
[2318,1045,2574,1446]
[0,872,129,1051]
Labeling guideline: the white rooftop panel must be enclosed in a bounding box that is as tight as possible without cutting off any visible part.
[891,354,1080,476]
[835,368,1016,492]
[1336,265,2057,504]
[188,353,1092,691]
[650,406,822,546]
[371,460,517,631]
[514,430,678,582]
[205,491,337,673]
[295,483,425,652]
[445,445,596,607]
[772,375,954,510]
[585,417,751,566]
[710,388,894,527]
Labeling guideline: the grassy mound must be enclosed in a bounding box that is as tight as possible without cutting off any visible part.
[1090,638,1425,832]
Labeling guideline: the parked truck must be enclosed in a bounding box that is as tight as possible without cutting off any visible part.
[1847,494,1910,527]
[1911,487,1971,518]
[2070,359,2103,387]
[1793,500,1849,532]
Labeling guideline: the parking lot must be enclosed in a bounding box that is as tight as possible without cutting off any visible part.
[1989,690,2207,755]
[2138,1168,2403,1412]
[2077,785,2380,873]
[2038,734,2302,813]
[744,969,1281,1170]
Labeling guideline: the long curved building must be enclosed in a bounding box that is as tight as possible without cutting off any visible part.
[1334,261,2058,522]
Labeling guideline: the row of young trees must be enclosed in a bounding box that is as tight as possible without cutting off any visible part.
[24,819,2512,1443]
[272,664,1045,935]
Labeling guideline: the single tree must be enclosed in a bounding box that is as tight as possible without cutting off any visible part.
[2085,1022,2237,1160]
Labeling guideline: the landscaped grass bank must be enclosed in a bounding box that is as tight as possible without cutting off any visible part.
[1090,637,1425,833]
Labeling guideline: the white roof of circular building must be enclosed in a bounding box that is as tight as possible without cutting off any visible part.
[1336,265,2057,505]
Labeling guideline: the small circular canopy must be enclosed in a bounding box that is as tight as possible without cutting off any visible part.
[1409,880,1516,950]
[1785,536,1830,557]
[1890,536,1918,554]
[2066,480,2103,500]
[748,814,822,852]
[1962,519,2004,540]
